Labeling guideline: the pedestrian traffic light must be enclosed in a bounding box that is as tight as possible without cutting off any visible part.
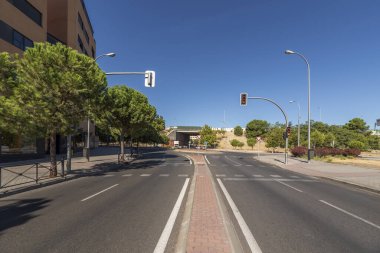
[145,70,155,87]
[286,126,291,136]
[240,93,248,106]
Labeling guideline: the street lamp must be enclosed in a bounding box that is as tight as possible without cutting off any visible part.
[84,52,116,161]
[285,49,312,162]
[289,100,301,147]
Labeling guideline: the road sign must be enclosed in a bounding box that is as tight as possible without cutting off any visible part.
[240,93,248,106]
[377,119,380,126]
[256,136,261,142]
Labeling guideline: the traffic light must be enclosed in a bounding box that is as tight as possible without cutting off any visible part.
[286,126,291,136]
[145,70,155,87]
[240,93,248,106]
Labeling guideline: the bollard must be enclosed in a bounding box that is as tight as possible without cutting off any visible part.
[35,163,39,183]
[61,158,64,178]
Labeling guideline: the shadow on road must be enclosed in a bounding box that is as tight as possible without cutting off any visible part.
[0,198,51,235]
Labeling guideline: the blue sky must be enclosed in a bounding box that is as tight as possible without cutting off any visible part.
[86,0,380,129]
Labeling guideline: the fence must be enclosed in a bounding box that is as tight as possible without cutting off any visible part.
[0,158,66,191]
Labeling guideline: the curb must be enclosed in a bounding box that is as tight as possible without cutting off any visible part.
[254,157,380,195]
[174,164,196,253]
[318,176,380,195]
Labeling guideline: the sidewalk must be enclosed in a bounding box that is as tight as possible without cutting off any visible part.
[256,154,380,192]
[0,147,134,196]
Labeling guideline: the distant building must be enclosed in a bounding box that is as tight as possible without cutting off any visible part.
[0,0,97,156]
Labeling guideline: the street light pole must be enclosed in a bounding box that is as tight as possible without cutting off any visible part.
[84,52,116,161]
[289,100,301,147]
[285,50,312,162]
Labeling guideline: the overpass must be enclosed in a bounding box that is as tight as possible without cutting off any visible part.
[167,126,202,147]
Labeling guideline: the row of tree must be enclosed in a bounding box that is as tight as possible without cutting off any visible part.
[233,118,379,152]
[0,43,166,175]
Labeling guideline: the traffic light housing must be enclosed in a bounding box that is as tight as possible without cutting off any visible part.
[286,126,291,136]
[145,70,155,87]
[240,93,248,106]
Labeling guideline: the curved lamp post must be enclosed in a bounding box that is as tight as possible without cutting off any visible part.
[285,50,312,162]
[84,52,116,161]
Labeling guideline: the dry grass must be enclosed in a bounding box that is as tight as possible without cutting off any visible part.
[323,156,380,169]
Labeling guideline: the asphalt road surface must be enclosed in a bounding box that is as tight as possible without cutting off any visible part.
[1,150,380,253]
[207,152,380,253]
[0,150,193,253]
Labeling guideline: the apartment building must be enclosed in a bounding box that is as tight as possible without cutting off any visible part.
[0,0,97,157]
[0,0,95,55]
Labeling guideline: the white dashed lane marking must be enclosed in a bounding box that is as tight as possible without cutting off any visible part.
[159,174,170,177]
[178,174,188,177]
[234,174,245,177]
[103,175,114,177]
[140,174,152,177]
[290,175,300,178]
[253,175,263,177]
[270,175,282,178]
[216,174,226,177]
[122,174,133,177]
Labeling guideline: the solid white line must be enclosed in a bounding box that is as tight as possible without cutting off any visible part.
[224,155,242,166]
[217,179,262,253]
[204,155,211,165]
[140,174,152,177]
[276,180,303,192]
[153,178,190,253]
[319,200,380,230]
[81,184,119,202]
[122,174,133,177]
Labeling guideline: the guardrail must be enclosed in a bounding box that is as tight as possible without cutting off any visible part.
[0,158,65,190]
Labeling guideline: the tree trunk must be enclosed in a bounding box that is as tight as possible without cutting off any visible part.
[50,131,57,177]
[120,131,125,161]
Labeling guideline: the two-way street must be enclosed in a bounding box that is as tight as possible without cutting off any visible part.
[1,150,380,252]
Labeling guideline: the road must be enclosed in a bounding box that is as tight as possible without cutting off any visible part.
[0,150,193,253]
[1,150,380,253]
[207,152,380,253]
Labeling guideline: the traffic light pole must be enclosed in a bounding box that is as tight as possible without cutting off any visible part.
[247,96,289,164]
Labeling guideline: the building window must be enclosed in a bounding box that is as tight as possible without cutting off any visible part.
[0,20,33,51]
[47,33,63,45]
[77,35,84,52]
[84,29,89,44]
[12,30,23,49]
[78,13,84,30]
[91,47,95,58]
[7,0,42,26]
